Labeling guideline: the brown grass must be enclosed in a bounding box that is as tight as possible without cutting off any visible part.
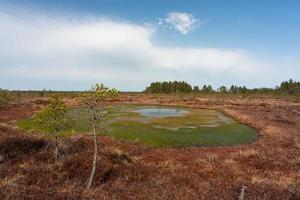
[0,94,300,199]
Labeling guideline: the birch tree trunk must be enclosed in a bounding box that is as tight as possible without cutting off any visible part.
[87,109,98,189]
[239,185,246,200]
[54,134,58,159]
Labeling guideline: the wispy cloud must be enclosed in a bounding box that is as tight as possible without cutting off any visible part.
[0,11,296,90]
[158,12,201,35]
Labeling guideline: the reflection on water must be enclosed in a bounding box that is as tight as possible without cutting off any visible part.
[134,108,189,118]
[153,125,197,131]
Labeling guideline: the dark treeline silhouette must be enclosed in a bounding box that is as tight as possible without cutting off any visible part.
[144,81,193,93]
[144,79,300,95]
[1,79,299,98]
[278,79,300,94]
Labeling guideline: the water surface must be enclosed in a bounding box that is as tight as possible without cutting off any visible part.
[133,107,189,117]
[18,105,259,148]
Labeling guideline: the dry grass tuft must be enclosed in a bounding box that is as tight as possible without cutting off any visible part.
[108,148,133,165]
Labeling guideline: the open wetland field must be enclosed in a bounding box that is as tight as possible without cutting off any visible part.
[18,105,258,147]
[0,94,300,199]
[2,1,300,199]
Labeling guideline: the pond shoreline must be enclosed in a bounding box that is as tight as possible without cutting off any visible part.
[17,104,259,148]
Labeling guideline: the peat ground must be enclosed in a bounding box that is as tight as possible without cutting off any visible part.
[0,94,299,199]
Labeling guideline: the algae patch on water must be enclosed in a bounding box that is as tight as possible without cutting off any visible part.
[17,105,258,147]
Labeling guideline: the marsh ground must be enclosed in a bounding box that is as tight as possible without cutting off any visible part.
[0,94,300,199]
[17,104,258,147]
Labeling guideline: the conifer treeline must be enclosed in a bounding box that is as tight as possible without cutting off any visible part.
[144,79,300,94]
[144,81,192,93]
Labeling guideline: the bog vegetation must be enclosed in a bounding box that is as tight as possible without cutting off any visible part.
[1,81,300,199]
[0,88,11,110]
[1,79,299,100]
[18,105,258,147]
[18,84,119,189]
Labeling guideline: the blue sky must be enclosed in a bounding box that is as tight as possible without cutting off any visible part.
[0,0,299,91]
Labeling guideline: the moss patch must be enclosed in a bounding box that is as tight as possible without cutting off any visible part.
[17,105,258,147]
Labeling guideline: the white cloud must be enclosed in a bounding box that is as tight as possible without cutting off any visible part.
[0,11,297,90]
[159,12,200,35]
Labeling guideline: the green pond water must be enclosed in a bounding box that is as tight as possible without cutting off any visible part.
[17,105,258,148]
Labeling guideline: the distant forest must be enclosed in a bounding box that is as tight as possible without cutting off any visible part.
[144,79,300,95]
[1,79,300,100]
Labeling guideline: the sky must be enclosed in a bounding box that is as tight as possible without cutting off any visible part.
[0,0,299,91]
